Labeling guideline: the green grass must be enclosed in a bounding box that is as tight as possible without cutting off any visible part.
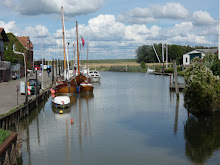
[0,129,10,145]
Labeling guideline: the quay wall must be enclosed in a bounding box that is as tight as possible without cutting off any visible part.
[0,89,50,130]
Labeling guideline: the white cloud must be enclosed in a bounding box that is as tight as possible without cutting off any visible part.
[0,21,18,33]
[166,22,193,37]
[117,2,190,24]
[192,11,217,26]
[0,13,217,60]
[170,34,211,45]
[3,0,104,16]
[152,3,190,19]
[24,25,50,38]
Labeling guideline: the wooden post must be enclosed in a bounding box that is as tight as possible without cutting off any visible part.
[173,60,179,96]
[52,59,54,85]
[35,69,38,106]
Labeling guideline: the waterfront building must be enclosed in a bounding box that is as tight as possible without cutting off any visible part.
[183,49,218,66]
[0,28,10,82]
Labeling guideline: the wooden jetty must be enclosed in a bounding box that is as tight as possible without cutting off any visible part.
[169,82,185,90]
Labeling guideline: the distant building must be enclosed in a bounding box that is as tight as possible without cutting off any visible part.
[0,28,10,82]
[17,36,34,69]
[183,49,218,66]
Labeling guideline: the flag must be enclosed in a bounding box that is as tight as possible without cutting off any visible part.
[81,36,85,47]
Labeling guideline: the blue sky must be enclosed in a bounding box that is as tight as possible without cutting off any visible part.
[0,0,219,60]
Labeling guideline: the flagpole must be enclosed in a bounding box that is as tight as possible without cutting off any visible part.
[218,0,220,59]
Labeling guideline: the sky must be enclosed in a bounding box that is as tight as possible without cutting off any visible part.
[0,0,219,60]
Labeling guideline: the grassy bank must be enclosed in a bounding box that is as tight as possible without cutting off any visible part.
[80,59,161,72]
[0,129,10,145]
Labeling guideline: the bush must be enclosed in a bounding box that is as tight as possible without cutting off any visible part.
[140,61,145,69]
[184,58,220,114]
[165,67,174,73]
[0,129,10,145]
[210,60,220,76]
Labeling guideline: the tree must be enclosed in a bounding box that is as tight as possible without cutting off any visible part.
[210,60,220,76]
[4,33,27,65]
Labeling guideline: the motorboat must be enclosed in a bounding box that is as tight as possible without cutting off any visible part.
[88,70,101,83]
[147,68,155,73]
[52,96,70,108]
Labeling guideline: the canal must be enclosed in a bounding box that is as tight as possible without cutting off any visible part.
[15,72,220,165]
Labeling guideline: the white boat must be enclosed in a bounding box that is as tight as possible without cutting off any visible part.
[52,96,70,108]
[88,70,101,83]
[147,68,155,73]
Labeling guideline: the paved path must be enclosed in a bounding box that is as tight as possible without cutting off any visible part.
[0,71,52,115]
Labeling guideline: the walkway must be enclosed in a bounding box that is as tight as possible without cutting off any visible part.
[0,71,52,115]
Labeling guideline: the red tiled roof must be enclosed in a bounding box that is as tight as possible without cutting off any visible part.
[16,36,34,49]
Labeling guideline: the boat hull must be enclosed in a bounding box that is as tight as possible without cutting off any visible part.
[52,96,71,108]
[52,102,70,108]
[89,76,101,83]
[55,81,77,94]
[79,84,94,93]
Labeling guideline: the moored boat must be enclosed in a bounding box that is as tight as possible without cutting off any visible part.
[88,70,101,83]
[55,81,77,94]
[52,96,70,108]
[79,83,94,93]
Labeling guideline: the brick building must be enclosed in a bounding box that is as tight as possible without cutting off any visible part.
[17,36,34,69]
[0,28,10,82]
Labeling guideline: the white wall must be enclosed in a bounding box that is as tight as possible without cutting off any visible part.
[183,54,190,66]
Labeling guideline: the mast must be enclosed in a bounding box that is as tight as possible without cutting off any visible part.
[219,0,220,59]
[61,6,67,73]
[76,21,80,74]
[87,44,89,83]
[41,25,44,89]
[87,44,89,75]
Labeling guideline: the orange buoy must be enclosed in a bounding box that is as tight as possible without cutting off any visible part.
[71,119,74,124]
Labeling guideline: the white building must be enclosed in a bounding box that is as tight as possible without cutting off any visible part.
[183,49,217,66]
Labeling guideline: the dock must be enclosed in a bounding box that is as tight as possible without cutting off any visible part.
[169,82,185,90]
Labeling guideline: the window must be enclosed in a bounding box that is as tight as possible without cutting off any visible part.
[186,57,188,63]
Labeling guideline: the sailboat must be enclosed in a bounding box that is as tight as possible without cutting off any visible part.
[55,6,77,94]
[72,21,93,93]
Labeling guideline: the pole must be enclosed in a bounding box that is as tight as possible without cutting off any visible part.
[166,44,168,69]
[173,60,179,96]
[162,43,164,73]
[76,21,80,75]
[35,69,38,106]
[87,44,89,83]
[16,86,19,107]
[61,6,67,75]
[219,0,220,59]
[25,52,28,114]
[41,26,44,89]
[52,59,54,85]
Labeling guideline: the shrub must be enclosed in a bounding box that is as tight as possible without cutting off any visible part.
[0,129,10,145]
[140,61,145,69]
[184,58,220,114]
[210,60,220,76]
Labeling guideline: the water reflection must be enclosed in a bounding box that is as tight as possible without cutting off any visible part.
[184,115,220,163]
[174,97,179,135]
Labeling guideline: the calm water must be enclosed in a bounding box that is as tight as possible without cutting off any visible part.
[16,72,220,165]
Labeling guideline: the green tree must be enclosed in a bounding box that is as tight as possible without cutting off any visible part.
[203,53,218,69]
[210,60,220,76]
[4,33,27,65]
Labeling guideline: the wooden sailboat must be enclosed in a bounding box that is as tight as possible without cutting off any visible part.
[73,21,93,93]
[55,6,77,94]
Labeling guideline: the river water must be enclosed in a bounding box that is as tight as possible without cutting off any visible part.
[16,72,220,165]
